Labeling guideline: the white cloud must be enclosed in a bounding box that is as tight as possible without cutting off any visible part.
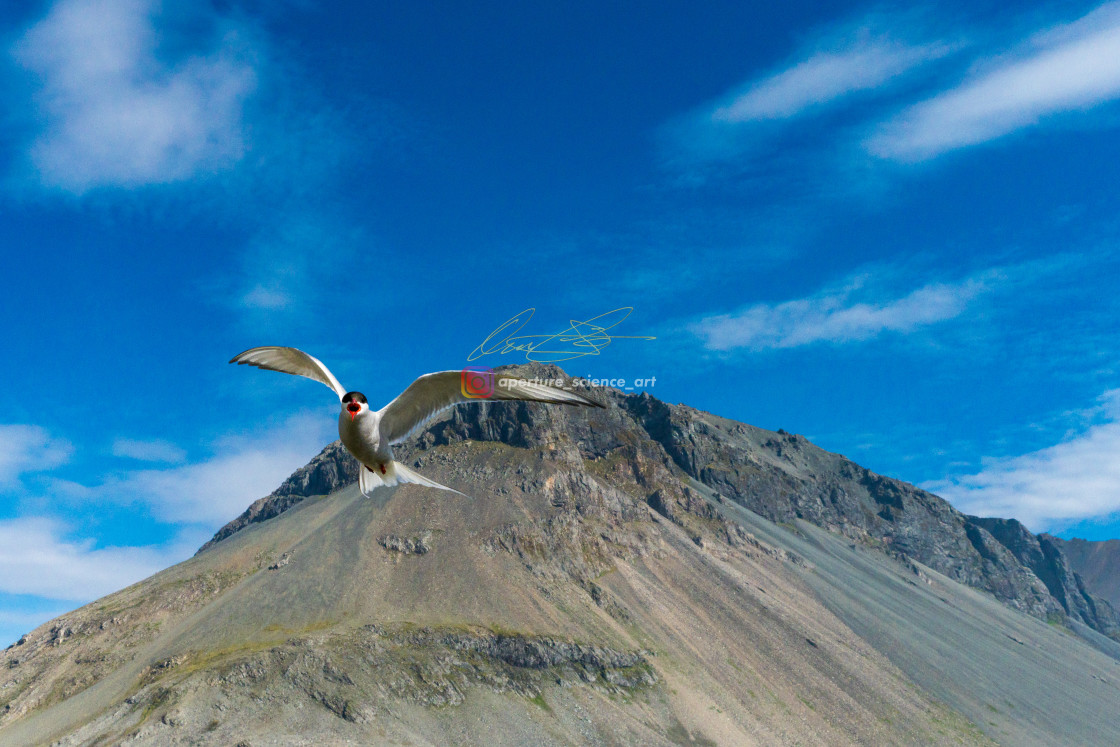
[12,0,256,192]
[0,414,331,638]
[0,425,72,487]
[693,272,989,352]
[111,437,186,463]
[56,412,333,525]
[241,283,293,311]
[868,2,1120,160]
[0,517,178,600]
[229,215,366,323]
[713,37,948,123]
[660,18,954,172]
[925,390,1120,531]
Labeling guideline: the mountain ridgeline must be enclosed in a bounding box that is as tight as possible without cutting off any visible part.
[203,364,1119,642]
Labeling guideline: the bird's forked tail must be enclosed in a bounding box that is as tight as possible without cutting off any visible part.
[358,460,466,498]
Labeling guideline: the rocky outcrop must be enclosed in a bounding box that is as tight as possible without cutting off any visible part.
[393,627,654,681]
[197,363,1120,641]
[378,531,432,555]
[214,625,655,715]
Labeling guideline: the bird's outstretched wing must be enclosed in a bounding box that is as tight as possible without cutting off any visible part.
[229,346,347,401]
[378,371,604,445]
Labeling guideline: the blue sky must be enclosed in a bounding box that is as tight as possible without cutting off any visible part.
[3,0,1120,645]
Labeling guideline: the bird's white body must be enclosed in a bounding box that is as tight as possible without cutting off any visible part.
[230,345,603,497]
[338,407,386,469]
[337,407,427,495]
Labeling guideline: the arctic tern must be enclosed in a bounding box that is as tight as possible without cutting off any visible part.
[230,346,603,497]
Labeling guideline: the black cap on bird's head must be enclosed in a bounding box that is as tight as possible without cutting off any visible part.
[342,391,367,420]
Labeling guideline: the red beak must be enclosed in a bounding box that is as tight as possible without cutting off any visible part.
[347,403,360,420]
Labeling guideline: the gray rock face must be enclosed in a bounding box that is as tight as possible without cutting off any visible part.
[199,363,1120,641]
[970,518,1119,636]
[1046,535,1120,609]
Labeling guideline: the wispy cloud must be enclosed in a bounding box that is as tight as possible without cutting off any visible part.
[868,2,1120,160]
[227,214,369,329]
[0,414,329,644]
[692,270,991,352]
[662,17,953,170]
[11,0,257,192]
[0,517,180,600]
[0,425,72,488]
[713,36,949,123]
[111,437,186,464]
[925,390,1120,531]
[241,283,293,312]
[55,412,333,526]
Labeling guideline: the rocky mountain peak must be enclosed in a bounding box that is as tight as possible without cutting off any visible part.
[201,367,1119,641]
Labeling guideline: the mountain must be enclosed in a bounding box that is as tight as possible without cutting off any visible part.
[1046,536,1120,609]
[203,364,1120,642]
[2,364,1119,746]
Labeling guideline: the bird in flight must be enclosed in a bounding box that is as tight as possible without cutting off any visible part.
[230,346,603,496]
